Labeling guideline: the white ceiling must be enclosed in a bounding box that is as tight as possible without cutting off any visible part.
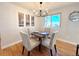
[12,2,77,10]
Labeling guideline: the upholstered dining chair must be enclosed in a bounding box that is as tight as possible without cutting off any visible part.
[42,33,56,56]
[20,31,40,56]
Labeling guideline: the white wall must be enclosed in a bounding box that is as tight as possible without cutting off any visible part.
[0,3,20,49]
[48,3,79,44]
[0,3,41,49]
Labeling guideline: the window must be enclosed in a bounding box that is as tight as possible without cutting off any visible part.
[18,12,35,27]
[31,16,34,26]
[44,16,51,28]
[26,15,30,26]
[51,14,60,32]
[18,12,24,27]
[44,13,61,32]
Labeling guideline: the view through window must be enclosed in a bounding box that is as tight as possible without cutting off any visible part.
[44,14,61,32]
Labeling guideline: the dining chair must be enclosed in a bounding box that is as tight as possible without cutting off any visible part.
[42,33,56,56]
[20,31,40,56]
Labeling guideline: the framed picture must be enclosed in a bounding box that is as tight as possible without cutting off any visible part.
[18,12,24,27]
[26,15,30,26]
[31,16,34,26]
[69,11,79,22]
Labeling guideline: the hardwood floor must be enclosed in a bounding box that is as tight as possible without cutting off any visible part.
[0,42,53,56]
[56,39,76,56]
[0,39,77,56]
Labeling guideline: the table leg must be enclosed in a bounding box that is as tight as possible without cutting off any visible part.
[39,38,42,52]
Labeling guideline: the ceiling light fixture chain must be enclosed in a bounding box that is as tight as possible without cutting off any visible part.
[33,2,48,17]
[40,2,42,16]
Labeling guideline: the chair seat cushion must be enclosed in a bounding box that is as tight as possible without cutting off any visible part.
[42,39,54,49]
[42,39,50,48]
[30,39,40,50]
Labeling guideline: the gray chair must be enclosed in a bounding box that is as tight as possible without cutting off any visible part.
[20,31,40,56]
[42,33,56,56]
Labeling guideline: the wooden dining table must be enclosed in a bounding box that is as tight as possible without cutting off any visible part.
[31,32,49,51]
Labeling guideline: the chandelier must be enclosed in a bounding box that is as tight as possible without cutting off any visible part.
[33,2,48,17]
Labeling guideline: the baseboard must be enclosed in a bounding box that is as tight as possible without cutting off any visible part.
[57,39,77,45]
[1,40,22,49]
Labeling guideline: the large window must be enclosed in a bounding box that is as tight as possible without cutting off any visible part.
[44,16,51,28]
[51,14,60,32]
[44,14,61,32]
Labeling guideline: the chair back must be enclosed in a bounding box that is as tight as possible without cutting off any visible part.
[20,31,31,50]
[49,33,55,49]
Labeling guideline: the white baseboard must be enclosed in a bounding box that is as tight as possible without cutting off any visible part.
[1,40,22,49]
[57,39,77,45]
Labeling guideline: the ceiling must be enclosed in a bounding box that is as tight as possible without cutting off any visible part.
[12,2,77,10]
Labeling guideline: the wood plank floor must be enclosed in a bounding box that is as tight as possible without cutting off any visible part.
[0,40,77,56]
[0,42,54,56]
[56,39,77,56]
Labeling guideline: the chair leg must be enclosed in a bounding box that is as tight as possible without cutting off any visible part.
[22,46,25,54]
[28,51,30,56]
[54,44,57,53]
[39,44,41,51]
[50,49,53,56]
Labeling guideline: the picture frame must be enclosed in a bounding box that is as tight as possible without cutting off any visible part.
[69,11,79,22]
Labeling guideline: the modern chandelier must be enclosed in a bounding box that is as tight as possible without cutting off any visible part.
[33,2,48,17]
